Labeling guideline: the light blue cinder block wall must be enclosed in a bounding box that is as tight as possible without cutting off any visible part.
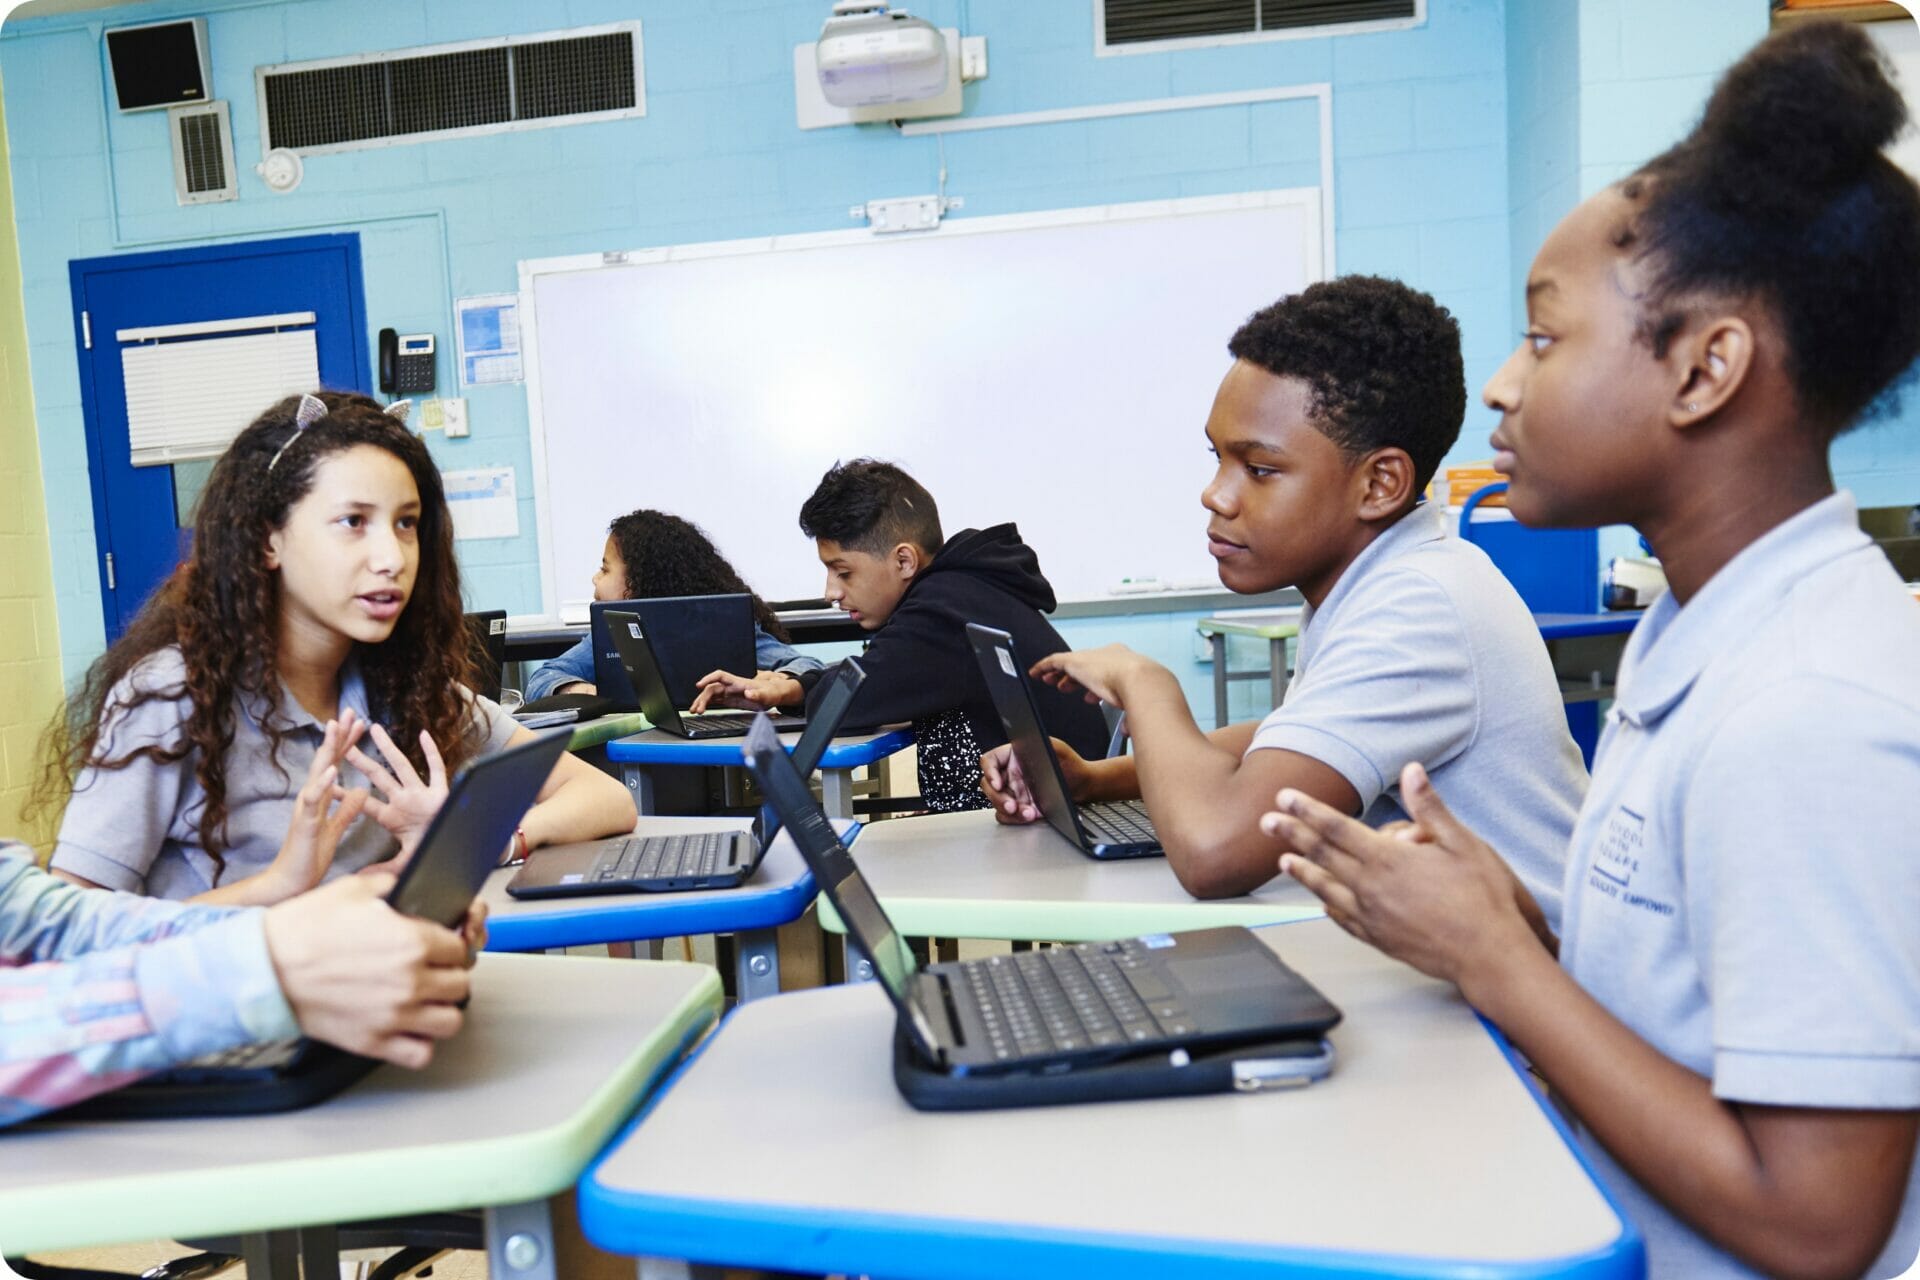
[1,0,1516,728]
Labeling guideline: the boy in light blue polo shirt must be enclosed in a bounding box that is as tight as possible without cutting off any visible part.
[988,276,1585,925]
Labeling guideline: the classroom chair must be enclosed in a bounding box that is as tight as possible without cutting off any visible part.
[1458,482,1604,764]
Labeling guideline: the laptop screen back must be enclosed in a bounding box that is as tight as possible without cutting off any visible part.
[385,729,571,927]
[749,658,865,855]
[604,610,685,731]
[590,595,754,710]
[965,624,1091,850]
[742,715,941,1059]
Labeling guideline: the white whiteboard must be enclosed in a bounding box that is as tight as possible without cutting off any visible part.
[522,189,1322,618]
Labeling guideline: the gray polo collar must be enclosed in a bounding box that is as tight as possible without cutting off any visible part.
[1300,501,1446,642]
[1611,492,1867,729]
[241,654,377,734]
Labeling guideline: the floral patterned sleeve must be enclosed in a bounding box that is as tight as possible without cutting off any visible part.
[0,848,297,1127]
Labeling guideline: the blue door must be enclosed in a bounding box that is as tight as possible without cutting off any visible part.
[70,234,370,642]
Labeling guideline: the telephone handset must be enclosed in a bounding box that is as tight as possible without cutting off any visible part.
[377,327,437,395]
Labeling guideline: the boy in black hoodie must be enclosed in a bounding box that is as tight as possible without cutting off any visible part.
[691,459,1108,811]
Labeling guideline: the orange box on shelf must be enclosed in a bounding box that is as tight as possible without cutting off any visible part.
[1438,462,1507,508]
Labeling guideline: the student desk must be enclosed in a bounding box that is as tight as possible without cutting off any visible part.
[565,712,651,751]
[580,918,1643,1279]
[1194,608,1645,727]
[1196,608,1306,728]
[478,817,857,1002]
[1,953,721,1280]
[815,809,1321,975]
[605,725,913,819]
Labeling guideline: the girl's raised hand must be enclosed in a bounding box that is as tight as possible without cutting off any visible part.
[345,723,451,863]
[262,718,372,902]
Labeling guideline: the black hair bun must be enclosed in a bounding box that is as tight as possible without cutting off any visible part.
[1699,20,1906,193]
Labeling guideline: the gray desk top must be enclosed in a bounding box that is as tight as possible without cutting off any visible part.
[818,808,1323,940]
[0,953,721,1255]
[582,920,1633,1276]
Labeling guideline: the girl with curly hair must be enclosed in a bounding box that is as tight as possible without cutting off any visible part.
[525,507,822,700]
[36,390,635,905]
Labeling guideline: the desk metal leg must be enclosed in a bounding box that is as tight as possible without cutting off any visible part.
[620,763,657,815]
[296,1224,338,1277]
[638,1260,691,1280]
[240,1231,298,1278]
[487,1198,559,1280]
[1210,634,1228,729]
[1269,635,1290,709]
[842,936,875,982]
[821,767,854,820]
[734,927,780,1001]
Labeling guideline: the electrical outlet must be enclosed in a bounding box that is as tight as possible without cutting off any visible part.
[441,397,469,438]
[961,35,987,82]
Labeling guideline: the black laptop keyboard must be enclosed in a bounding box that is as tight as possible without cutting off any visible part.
[152,1038,309,1083]
[960,940,1195,1061]
[1077,799,1158,846]
[591,831,738,882]
[680,712,758,737]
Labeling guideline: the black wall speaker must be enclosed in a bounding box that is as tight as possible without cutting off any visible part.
[105,18,212,113]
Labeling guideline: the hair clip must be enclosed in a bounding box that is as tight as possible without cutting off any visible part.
[385,399,413,425]
[268,394,330,471]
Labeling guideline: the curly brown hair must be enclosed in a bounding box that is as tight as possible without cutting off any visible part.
[608,509,790,643]
[30,390,480,883]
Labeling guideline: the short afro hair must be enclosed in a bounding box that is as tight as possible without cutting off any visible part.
[1228,275,1466,494]
[1616,21,1920,440]
[798,458,944,558]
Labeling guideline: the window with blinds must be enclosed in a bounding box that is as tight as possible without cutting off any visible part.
[120,314,320,467]
[1098,0,1421,53]
[256,23,644,157]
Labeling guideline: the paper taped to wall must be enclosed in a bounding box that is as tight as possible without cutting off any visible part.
[456,293,523,386]
[444,466,518,540]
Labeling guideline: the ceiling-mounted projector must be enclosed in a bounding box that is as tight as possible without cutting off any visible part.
[816,1,949,108]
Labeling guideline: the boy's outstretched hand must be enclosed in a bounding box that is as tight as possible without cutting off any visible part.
[263,872,475,1069]
[1028,644,1158,707]
[1259,762,1549,993]
[690,669,802,714]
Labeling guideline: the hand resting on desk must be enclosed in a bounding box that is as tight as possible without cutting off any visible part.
[690,669,804,714]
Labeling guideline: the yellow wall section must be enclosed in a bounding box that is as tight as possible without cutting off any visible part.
[0,73,66,848]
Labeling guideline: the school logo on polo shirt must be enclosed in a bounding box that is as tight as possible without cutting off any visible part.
[1586,804,1676,919]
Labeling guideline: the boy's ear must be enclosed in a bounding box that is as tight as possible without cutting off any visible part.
[1670,316,1754,429]
[1354,447,1417,522]
[891,542,923,580]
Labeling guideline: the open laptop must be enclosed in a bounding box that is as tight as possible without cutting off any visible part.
[589,595,756,712]
[967,623,1161,860]
[464,608,508,701]
[506,660,863,898]
[742,715,1342,1082]
[607,609,807,739]
[63,730,572,1120]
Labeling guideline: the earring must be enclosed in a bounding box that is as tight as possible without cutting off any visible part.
[1685,402,1699,413]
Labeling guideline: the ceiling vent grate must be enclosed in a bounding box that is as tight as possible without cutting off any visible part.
[1101,0,1417,50]
[258,23,644,157]
[170,100,236,204]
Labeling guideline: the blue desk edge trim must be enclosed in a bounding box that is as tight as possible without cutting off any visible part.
[576,918,1646,1279]
[606,726,914,767]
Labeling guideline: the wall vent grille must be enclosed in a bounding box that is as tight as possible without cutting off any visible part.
[1101,0,1417,50]
[258,23,643,157]
[170,100,236,204]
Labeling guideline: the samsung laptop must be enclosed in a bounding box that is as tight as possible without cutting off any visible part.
[61,730,572,1120]
[506,660,864,899]
[742,715,1342,1106]
[967,623,1162,860]
[589,594,755,712]
[607,609,807,739]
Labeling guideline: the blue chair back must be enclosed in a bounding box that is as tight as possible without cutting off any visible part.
[1456,483,1600,613]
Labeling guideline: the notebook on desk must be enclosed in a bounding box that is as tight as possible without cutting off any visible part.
[967,623,1162,860]
[607,609,807,739]
[507,659,862,898]
[741,714,1342,1111]
[590,595,756,712]
[61,730,572,1121]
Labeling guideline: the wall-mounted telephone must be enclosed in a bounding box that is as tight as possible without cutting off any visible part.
[378,328,437,395]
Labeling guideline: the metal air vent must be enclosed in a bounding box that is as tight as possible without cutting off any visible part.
[170,100,237,204]
[257,22,644,157]
[1100,0,1419,51]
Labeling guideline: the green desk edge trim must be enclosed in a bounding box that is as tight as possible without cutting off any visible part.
[3,963,723,1254]
[1194,616,1302,640]
[816,895,1322,941]
[569,712,652,751]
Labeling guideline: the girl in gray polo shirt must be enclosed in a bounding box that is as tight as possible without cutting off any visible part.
[1266,24,1920,1279]
[37,392,635,905]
